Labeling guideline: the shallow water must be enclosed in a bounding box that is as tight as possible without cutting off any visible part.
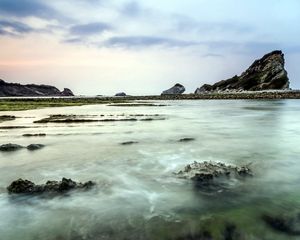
[1,100,300,240]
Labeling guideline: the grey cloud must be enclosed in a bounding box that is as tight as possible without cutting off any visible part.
[0,0,60,20]
[63,38,85,44]
[70,22,112,36]
[105,36,196,48]
[121,1,142,17]
[0,20,34,36]
[173,15,253,34]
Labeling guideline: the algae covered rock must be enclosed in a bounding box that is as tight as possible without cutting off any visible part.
[7,178,95,195]
[176,161,252,191]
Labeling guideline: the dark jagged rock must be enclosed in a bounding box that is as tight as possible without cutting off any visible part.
[176,161,252,190]
[179,138,195,142]
[0,115,15,123]
[7,178,95,195]
[0,79,74,97]
[0,143,24,152]
[109,103,167,107]
[115,92,127,97]
[121,141,139,145]
[162,83,185,95]
[195,50,290,93]
[23,133,46,137]
[262,214,300,236]
[27,144,45,151]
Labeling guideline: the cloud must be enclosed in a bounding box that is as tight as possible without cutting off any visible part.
[70,22,112,36]
[63,37,85,44]
[0,20,34,36]
[121,1,142,17]
[105,36,196,48]
[173,14,253,34]
[0,0,60,20]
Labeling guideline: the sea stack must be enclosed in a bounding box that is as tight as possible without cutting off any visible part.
[195,50,290,93]
[0,79,74,97]
[162,83,185,95]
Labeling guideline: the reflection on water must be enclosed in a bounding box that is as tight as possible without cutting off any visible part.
[1,100,300,239]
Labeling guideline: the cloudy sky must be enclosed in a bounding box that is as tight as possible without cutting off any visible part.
[0,0,299,95]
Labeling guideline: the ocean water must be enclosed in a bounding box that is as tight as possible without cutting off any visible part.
[0,100,300,240]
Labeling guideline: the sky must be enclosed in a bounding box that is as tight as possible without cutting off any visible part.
[0,0,300,95]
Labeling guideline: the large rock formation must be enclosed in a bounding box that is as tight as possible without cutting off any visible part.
[195,50,290,93]
[162,83,185,95]
[0,79,74,97]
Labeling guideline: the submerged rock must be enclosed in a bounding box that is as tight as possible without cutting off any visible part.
[7,178,95,195]
[176,161,252,190]
[27,144,45,151]
[121,141,139,145]
[0,115,15,123]
[23,133,46,137]
[262,214,300,236]
[175,231,212,240]
[0,143,24,152]
[162,83,185,95]
[179,138,195,142]
[195,50,290,93]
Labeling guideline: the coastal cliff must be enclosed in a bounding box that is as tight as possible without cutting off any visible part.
[195,50,289,93]
[0,79,74,97]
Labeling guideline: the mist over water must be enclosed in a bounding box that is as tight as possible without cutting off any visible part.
[1,100,300,240]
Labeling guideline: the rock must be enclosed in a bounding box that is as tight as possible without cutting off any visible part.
[0,79,74,97]
[27,144,45,151]
[179,138,195,142]
[115,92,127,97]
[194,84,213,93]
[0,115,15,123]
[61,88,74,96]
[262,214,300,236]
[121,141,139,145]
[0,143,24,152]
[195,50,289,93]
[176,161,252,190]
[223,223,240,240]
[162,83,185,95]
[175,231,212,240]
[7,178,95,195]
[23,133,46,137]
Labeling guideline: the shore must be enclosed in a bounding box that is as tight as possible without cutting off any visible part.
[1,90,300,111]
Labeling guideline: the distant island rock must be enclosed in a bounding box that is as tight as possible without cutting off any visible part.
[195,50,290,93]
[0,79,74,97]
[162,83,185,95]
[115,92,127,97]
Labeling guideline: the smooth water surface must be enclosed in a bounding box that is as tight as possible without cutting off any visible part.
[0,100,300,240]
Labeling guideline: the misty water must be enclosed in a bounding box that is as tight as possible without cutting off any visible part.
[1,100,300,240]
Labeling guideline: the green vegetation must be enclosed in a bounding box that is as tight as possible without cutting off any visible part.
[1,90,300,111]
[0,98,132,111]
